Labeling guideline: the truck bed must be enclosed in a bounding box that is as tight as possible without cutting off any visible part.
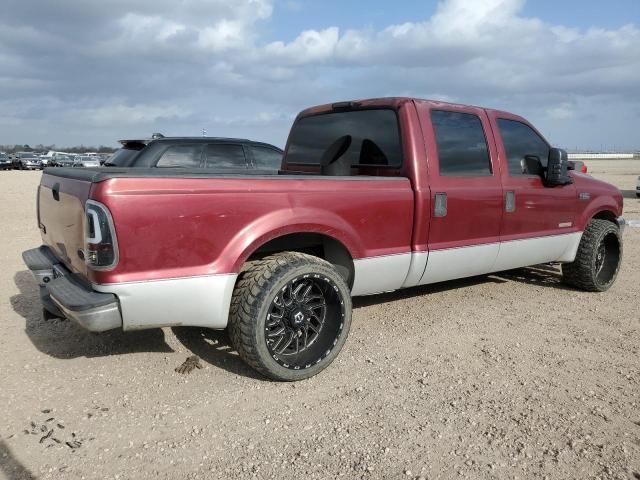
[38,167,415,287]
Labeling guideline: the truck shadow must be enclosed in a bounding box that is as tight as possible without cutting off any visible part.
[174,265,573,377]
[492,264,575,291]
[11,263,571,374]
[11,270,174,359]
[0,439,36,480]
[353,264,573,309]
[171,327,267,381]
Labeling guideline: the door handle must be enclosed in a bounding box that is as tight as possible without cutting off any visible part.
[434,192,447,217]
[505,191,515,212]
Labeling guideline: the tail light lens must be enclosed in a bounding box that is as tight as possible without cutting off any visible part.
[84,200,118,270]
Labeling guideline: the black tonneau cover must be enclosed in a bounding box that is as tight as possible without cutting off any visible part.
[43,167,281,183]
[42,167,403,183]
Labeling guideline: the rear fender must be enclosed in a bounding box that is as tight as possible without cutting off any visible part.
[213,208,362,273]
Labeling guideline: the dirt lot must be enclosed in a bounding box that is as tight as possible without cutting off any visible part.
[1,161,639,480]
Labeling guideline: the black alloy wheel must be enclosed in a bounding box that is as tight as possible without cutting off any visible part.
[265,275,344,370]
[593,230,620,286]
[563,218,622,291]
[229,252,352,381]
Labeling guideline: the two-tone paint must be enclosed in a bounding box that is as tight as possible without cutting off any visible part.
[35,97,624,331]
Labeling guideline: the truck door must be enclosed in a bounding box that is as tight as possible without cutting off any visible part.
[489,113,578,271]
[415,104,504,284]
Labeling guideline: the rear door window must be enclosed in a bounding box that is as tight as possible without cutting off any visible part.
[431,110,492,176]
[156,144,203,168]
[250,146,282,169]
[205,144,247,168]
[497,119,550,175]
[285,109,402,167]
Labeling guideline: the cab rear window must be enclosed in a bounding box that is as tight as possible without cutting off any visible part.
[104,146,144,166]
[285,109,402,167]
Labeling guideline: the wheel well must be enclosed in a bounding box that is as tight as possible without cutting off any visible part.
[247,233,355,288]
[593,210,617,224]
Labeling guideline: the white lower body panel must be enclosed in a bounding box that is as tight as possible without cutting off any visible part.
[94,274,238,331]
[91,232,583,330]
[351,232,583,295]
[420,243,500,285]
[491,232,582,272]
[351,253,412,296]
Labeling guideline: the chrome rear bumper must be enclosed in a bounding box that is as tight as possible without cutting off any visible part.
[22,246,122,332]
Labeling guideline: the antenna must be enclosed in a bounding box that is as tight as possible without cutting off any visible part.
[201,127,207,137]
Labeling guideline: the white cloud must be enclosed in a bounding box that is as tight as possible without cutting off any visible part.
[118,14,186,43]
[198,20,249,51]
[265,27,340,64]
[546,103,576,120]
[76,104,191,127]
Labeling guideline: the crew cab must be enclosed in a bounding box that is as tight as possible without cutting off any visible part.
[104,136,283,172]
[23,97,625,381]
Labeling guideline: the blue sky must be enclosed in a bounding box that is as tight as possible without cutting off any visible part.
[0,0,638,150]
[268,0,640,39]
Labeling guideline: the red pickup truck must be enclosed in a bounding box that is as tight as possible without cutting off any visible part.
[23,97,625,381]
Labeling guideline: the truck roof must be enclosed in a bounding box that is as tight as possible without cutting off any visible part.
[297,96,524,121]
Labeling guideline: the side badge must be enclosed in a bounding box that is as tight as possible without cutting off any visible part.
[579,192,591,200]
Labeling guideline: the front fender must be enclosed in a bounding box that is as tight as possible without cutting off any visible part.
[575,194,623,230]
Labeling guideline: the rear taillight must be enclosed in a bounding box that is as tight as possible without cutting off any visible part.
[84,200,118,270]
[581,164,588,173]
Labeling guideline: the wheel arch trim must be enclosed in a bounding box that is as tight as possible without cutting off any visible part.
[576,196,621,231]
[221,207,362,275]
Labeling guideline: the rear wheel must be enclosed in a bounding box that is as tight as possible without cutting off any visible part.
[562,219,622,291]
[228,252,352,381]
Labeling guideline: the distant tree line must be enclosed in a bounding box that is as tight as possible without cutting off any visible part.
[0,144,117,154]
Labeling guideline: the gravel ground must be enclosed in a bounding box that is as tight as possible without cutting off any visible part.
[1,161,639,480]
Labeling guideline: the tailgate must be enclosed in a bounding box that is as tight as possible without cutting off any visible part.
[38,171,92,279]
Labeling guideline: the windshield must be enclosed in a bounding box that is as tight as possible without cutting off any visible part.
[104,146,145,166]
[285,109,403,168]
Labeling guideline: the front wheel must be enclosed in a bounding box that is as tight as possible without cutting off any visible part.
[228,252,352,381]
[562,219,622,291]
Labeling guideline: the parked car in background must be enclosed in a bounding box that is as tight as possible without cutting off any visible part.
[636,175,640,198]
[13,153,42,170]
[73,156,101,168]
[0,153,11,170]
[44,151,77,166]
[50,155,76,167]
[104,136,283,171]
[569,160,588,174]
